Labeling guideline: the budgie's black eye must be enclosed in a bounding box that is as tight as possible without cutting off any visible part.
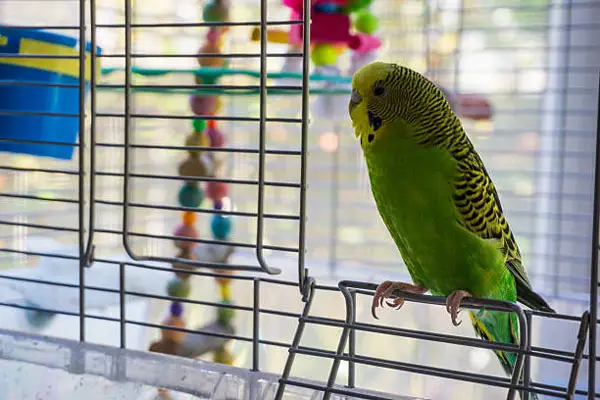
[373,83,386,97]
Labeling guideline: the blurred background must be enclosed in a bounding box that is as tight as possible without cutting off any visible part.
[0,0,598,399]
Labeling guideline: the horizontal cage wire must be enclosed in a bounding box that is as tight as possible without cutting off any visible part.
[0,0,597,399]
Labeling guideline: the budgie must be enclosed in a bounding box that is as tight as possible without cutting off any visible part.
[348,61,554,397]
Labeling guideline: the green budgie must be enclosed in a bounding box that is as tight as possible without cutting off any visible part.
[348,61,555,398]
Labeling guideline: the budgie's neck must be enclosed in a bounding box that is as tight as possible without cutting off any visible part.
[357,111,467,160]
[410,111,465,149]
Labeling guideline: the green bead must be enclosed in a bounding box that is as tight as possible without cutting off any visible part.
[311,44,338,66]
[217,299,235,325]
[192,118,206,132]
[178,183,204,208]
[167,278,192,298]
[354,10,378,34]
[203,75,219,86]
[203,5,216,22]
[342,0,372,13]
[203,2,227,23]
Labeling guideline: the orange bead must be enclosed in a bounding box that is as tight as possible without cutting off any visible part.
[215,268,234,285]
[161,315,186,343]
[158,388,172,400]
[214,268,234,276]
[215,276,232,285]
[182,211,197,226]
[148,338,179,355]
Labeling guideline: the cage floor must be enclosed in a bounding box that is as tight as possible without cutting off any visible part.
[0,328,422,400]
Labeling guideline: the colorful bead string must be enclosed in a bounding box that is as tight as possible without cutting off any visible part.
[148,1,235,397]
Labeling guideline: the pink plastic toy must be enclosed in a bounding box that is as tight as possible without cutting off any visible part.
[251,0,381,67]
[285,0,379,54]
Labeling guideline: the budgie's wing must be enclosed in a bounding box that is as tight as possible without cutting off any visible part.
[452,144,554,312]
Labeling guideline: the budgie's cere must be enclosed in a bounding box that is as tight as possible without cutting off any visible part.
[348,61,554,393]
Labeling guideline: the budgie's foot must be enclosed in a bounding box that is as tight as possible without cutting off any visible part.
[445,290,472,327]
[371,281,428,319]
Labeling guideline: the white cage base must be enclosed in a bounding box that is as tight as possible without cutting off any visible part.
[0,329,422,400]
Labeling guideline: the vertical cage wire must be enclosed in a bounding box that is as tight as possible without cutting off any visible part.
[588,72,600,400]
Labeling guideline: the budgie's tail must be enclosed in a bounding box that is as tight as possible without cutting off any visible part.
[468,309,538,400]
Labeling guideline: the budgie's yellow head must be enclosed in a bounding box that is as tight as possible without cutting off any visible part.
[349,61,453,147]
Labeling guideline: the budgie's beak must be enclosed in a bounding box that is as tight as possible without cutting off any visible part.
[349,88,362,114]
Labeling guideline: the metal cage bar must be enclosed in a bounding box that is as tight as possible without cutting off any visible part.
[110,2,311,279]
[275,279,593,399]
[588,72,600,400]
[331,281,529,400]
[77,0,87,343]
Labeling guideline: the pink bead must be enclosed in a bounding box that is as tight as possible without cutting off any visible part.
[206,27,221,44]
[206,126,225,148]
[206,181,229,201]
[174,224,198,250]
[190,95,217,115]
[348,33,382,54]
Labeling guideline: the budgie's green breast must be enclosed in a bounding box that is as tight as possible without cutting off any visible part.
[363,121,515,301]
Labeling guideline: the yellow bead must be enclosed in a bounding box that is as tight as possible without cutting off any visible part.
[219,281,232,300]
[185,132,211,158]
[213,348,234,364]
[213,96,223,115]
[200,132,211,147]
[215,268,234,285]
[311,44,337,66]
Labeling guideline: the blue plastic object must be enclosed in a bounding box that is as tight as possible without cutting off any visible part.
[0,26,101,160]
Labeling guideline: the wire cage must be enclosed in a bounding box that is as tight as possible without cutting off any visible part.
[0,0,598,399]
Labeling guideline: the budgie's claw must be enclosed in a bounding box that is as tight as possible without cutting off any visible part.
[371,281,428,319]
[445,290,472,327]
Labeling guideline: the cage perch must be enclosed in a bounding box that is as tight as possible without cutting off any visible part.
[275,280,591,400]
[99,65,493,121]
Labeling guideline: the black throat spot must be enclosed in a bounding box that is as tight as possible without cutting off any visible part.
[367,111,383,132]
